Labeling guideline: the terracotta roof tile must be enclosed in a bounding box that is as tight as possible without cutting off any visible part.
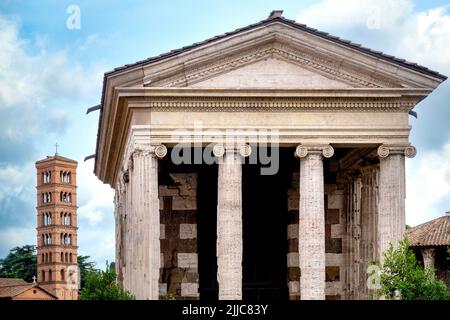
[406,214,450,247]
[0,278,27,287]
[0,284,35,298]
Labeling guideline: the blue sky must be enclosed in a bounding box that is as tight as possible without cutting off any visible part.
[0,0,449,268]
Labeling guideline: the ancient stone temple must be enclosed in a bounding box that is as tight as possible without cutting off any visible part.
[91,11,446,300]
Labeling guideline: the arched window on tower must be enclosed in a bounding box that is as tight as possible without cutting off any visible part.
[49,252,52,262]
[45,253,48,262]
[61,252,64,262]
[42,171,51,184]
[69,253,73,263]
[41,253,44,263]
[60,171,71,184]
[68,234,72,245]
[49,269,52,281]
[61,269,65,281]
[41,270,45,282]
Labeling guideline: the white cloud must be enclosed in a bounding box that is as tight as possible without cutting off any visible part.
[77,159,114,226]
[0,227,36,253]
[299,0,414,32]
[75,159,115,267]
[406,141,450,226]
[298,0,450,73]
[0,163,34,203]
[0,16,102,145]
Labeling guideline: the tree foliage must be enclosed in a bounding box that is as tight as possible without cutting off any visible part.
[380,239,450,300]
[0,245,37,282]
[79,263,134,300]
[77,255,96,288]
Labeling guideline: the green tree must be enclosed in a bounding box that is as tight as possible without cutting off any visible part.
[380,239,450,300]
[77,255,96,288]
[79,263,134,300]
[0,245,37,282]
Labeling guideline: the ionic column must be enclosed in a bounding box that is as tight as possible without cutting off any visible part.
[421,248,435,270]
[295,144,334,300]
[214,144,251,300]
[377,145,416,262]
[128,144,167,300]
[359,166,379,299]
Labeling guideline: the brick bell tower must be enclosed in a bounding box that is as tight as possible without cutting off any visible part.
[36,149,79,300]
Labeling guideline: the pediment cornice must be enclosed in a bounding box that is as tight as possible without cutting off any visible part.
[144,38,403,89]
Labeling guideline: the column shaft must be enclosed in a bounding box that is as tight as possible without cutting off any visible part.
[359,167,379,299]
[378,153,406,261]
[299,153,326,300]
[122,145,165,300]
[217,151,243,300]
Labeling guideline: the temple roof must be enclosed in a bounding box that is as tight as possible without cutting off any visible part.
[103,13,447,81]
[407,213,450,247]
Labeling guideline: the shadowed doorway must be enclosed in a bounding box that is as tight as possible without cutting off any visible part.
[242,147,293,300]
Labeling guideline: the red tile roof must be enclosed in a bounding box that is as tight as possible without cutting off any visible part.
[0,278,58,299]
[407,213,450,247]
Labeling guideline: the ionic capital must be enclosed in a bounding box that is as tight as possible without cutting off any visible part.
[213,144,252,158]
[131,144,168,159]
[377,144,417,159]
[295,144,334,159]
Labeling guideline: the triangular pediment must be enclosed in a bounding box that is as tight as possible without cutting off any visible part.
[133,21,445,90]
[190,57,352,89]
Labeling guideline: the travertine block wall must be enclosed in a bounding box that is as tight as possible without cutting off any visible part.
[159,173,199,299]
[287,173,346,300]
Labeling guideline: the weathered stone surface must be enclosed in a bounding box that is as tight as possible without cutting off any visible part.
[298,147,328,300]
[287,224,299,240]
[159,283,167,296]
[181,283,199,298]
[177,253,198,269]
[325,266,340,282]
[180,224,197,239]
[160,224,165,240]
[288,239,298,253]
[326,238,343,254]
[378,151,406,261]
[288,281,300,295]
[326,209,340,225]
[287,267,300,281]
[216,149,244,300]
[287,252,299,268]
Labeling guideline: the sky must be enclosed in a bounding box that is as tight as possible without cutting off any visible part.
[0,0,449,268]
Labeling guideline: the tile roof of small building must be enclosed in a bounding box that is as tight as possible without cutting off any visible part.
[0,278,27,287]
[406,213,450,247]
[0,278,58,299]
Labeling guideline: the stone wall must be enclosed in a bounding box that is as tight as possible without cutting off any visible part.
[159,173,199,299]
[287,173,346,300]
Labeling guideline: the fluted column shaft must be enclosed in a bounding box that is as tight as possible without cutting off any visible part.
[126,144,167,300]
[214,145,251,300]
[296,145,334,300]
[377,145,416,262]
[359,166,379,299]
